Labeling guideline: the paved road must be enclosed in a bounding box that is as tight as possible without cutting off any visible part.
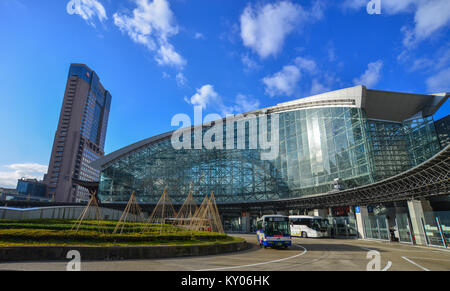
[1,235,450,271]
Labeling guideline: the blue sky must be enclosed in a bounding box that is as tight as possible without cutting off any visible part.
[0,0,449,187]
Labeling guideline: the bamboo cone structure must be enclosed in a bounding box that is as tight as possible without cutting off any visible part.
[188,193,224,233]
[71,193,105,234]
[188,194,209,232]
[209,192,224,233]
[142,187,177,234]
[175,189,198,228]
[113,192,145,234]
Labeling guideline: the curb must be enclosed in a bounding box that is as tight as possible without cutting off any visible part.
[0,240,248,262]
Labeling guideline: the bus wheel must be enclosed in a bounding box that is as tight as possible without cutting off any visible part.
[301,232,308,238]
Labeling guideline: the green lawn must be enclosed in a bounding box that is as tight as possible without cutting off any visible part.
[0,219,242,247]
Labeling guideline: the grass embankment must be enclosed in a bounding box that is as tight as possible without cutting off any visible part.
[0,219,243,247]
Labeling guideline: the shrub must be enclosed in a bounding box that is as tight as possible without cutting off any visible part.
[0,219,231,245]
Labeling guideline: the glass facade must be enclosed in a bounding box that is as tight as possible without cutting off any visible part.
[77,71,111,147]
[68,65,92,84]
[434,115,450,149]
[278,107,372,196]
[366,116,442,181]
[404,116,441,167]
[98,106,446,204]
[16,180,47,198]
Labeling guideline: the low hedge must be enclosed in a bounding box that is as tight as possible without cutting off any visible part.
[0,219,158,227]
[0,223,176,233]
[0,220,187,233]
[0,219,231,246]
[0,229,230,243]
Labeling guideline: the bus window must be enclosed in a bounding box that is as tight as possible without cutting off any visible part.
[257,215,292,248]
[265,219,290,236]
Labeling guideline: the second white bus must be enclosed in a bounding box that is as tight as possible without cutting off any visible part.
[289,215,330,238]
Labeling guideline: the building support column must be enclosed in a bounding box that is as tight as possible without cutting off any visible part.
[407,200,428,246]
[241,212,251,233]
[355,206,368,239]
[313,209,328,218]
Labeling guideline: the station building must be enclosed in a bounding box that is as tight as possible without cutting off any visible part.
[91,86,450,246]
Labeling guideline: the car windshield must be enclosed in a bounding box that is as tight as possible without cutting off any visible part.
[265,220,290,236]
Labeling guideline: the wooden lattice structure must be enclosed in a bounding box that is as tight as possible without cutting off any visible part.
[209,192,224,233]
[113,192,145,234]
[175,189,198,228]
[142,188,178,234]
[71,193,105,233]
[189,192,224,233]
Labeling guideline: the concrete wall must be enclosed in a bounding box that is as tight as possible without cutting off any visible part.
[0,206,143,221]
[0,241,249,262]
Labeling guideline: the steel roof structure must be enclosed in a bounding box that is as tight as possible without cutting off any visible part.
[218,144,450,211]
[91,86,449,171]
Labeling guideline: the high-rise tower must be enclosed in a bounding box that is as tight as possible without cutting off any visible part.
[44,64,112,203]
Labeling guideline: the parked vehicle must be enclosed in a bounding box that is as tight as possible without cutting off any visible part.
[289,215,329,238]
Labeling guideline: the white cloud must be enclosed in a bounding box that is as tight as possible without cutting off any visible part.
[294,57,319,74]
[262,56,324,97]
[353,60,383,88]
[263,65,302,97]
[426,67,450,93]
[113,0,186,68]
[185,85,260,116]
[383,0,417,14]
[403,45,450,72]
[342,0,450,46]
[194,32,205,39]
[186,85,220,109]
[233,94,260,114]
[310,79,330,95]
[156,43,186,67]
[342,0,416,13]
[327,44,337,62]
[217,94,261,116]
[241,54,261,72]
[412,0,450,43]
[240,1,323,59]
[66,0,107,26]
[176,72,187,87]
[0,163,47,188]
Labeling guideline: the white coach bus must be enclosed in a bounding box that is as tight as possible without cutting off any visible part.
[289,215,330,238]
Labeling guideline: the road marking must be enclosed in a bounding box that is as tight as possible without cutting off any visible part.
[358,239,450,253]
[401,256,430,271]
[406,256,450,262]
[194,244,307,271]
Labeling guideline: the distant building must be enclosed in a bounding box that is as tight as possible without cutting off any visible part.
[16,178,47,198]
[0,187,18,201]
[435,115,450,148]
[0,179,50,202]
[44,64,112,203]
